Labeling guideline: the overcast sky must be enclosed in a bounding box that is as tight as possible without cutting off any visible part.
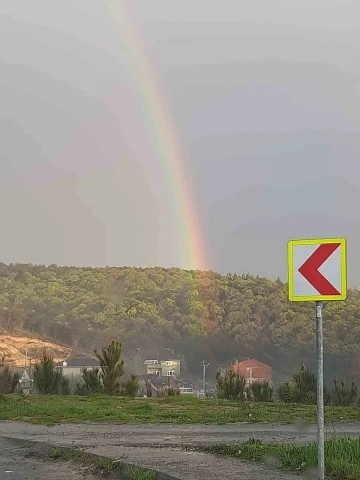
[2,0,360,284]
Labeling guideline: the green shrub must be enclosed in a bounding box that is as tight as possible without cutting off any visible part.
[75,368,104,395]
[277,364,331,405]
[250,381,273,402]
[156,386,180,397]
[332,378,358,406]
[33,349,62,395]
[216,367,246,401]
[59,376,70,395]
[0,355,19,394]
[122,374,139,398]
[94,340,124,395]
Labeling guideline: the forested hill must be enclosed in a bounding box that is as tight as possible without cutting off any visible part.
[0,262,359,380]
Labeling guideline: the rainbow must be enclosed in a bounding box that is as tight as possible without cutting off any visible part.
[104,1,208,271]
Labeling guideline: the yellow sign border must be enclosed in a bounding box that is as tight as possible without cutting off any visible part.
[288,238,347,302]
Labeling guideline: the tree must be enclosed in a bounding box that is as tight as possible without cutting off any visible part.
[0,355,19,394]
[277,364,331,405]
[122,374,139,397]
[277,382,296,403]
[292,364,317,404]
[75,368,104,395]
[94,340,124,395]
[216,368,246,401]
[33,349,62,394]
[332,378,358,406]
[250,381,273,402]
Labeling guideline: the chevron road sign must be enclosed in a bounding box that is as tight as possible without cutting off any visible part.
[288,238,347,302]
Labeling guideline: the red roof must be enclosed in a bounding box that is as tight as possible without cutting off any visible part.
[231,358,273,380]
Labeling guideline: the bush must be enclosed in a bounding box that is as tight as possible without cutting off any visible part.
[216,367,246,401]
[292,364,317,404]
[277,382,296,403]
[332,378,358,406]
[157,386,180,397]
[33,349,62,395]
[122,374,139,397]
[59,376,70,395]
[0,355,19,394]
[277,364,331,405]
[250,381,273,402]
[75,368,104,396]
[65,374,83,395]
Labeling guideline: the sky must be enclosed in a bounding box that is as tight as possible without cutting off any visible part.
[2,0,360,284]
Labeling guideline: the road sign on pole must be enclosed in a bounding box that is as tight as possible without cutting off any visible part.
[288,238,347,302]
[288,238,347,480]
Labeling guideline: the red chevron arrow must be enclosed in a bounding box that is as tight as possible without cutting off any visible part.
[298,243,341,295]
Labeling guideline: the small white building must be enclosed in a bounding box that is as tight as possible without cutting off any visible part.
[55,354,100,377]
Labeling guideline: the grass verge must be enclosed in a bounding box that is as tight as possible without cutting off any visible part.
[1,394,360,425]
[49,446,157,479]
[207,438,360,479]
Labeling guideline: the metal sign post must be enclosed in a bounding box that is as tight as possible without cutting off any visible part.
[288,238,347,480]
[316,301,325,480]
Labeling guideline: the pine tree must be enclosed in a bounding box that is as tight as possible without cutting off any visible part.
[94,340,124,395]
[216,367,246,400]
[0,354,19,394]
[33,349,62,394]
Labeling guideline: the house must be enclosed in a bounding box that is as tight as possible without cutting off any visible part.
[55,353,100,377]
[231,358,273,385]
[137,349,181,377]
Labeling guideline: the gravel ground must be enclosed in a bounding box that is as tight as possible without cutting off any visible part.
[2,421,360,480]
[0,436,99,480]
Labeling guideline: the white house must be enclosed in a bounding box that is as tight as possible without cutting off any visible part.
[55,353,100,377]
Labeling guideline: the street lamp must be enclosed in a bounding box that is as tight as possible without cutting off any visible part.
[202,361,209,397]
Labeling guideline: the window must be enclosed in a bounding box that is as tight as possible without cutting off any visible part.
[166,370,175,376]
[144,360,159,365]
[165,361,173,366]
[151,369,160,376]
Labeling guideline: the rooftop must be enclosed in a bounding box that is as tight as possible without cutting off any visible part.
[55,354,100,368]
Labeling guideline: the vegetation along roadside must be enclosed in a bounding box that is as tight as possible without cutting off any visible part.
[48,446,171,480]
[206,437,360,480]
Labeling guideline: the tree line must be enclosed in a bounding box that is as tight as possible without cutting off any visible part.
[0,262,359,381]
[2,345,358,407]
[216,364,359,406]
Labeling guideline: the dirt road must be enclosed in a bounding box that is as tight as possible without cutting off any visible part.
[0,436,99,480]
[2,421,360,480]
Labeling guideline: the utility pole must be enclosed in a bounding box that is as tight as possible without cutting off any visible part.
[316,301,325,480]
[202,361,209,397]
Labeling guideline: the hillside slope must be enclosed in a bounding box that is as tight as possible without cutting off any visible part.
[0,262,359,379]
[0,331,72,367]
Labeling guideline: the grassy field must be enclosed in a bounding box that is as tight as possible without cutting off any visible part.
[207,438,360,479]
[1,394,360,425]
